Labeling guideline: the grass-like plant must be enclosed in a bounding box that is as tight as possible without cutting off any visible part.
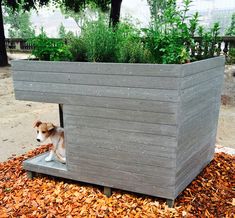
[80,16,116,62]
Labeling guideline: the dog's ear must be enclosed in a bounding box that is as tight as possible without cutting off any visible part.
[47,123,55,131]
[34,120,42,128]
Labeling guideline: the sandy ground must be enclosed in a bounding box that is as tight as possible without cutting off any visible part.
[0,66,58,162]
[0,66,235,162]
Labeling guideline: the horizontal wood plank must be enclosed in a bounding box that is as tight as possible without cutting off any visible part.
[14,81,179,102]
[64,115,177,137]
[63,105,176,125]
[65,135,175,158]
[181,56,225,77]
[13,71,180,90]
[67,159,175,186]
[181,66,224,89]
[65,125,177,147]
[67,143,175,168]
[12,60,182,77]
[14,91,178,113]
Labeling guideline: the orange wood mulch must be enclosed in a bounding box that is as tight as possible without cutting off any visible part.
[0,144,234,217]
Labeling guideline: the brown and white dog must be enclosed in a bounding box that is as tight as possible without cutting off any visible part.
[34,120,66,164]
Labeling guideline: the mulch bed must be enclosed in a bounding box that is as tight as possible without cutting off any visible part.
[0,144,234,217]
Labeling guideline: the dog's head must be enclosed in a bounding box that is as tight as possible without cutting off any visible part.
[33,120,55,142]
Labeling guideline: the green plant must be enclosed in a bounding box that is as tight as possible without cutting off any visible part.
[115,22,152,63]
[226,13,235,36]
[196,23,221,60]
[3,5,35,38]
[28,30,72,61]
[144,0,221,64]
[227,48,235,64]
[78,17,152,63]
[80,16,116,62]
[144,0,193,64]
[66,36,87,61]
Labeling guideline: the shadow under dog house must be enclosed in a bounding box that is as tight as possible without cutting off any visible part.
[12,57,225,206]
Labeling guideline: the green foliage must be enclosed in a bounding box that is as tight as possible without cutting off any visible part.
[115,22,152,63]
[28,30,72,61]
[58,23,67,38]
[147,0,167,28]
[60,4,99,31]
[145,0,220,64]
[227,48,235,64]
[66,35,88,61]
[226,13,235,36]
[144,0,193,64]
[3,5,35,38]
[196,23,221,60]
[28,0,221,64]
[80,16,116,62]
[77,17,152,63]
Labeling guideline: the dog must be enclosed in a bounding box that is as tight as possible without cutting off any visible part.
[34,120,66,164]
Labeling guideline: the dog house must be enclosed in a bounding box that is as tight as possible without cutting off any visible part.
[12,56,224,206]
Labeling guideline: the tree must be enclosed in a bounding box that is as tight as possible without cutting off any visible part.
[226,13,235,36]
[0,0,50,66]
[0,1,8,66]
[60,5,97,31]
[58,23,67,38]
[3,5,35,38]
[0,0,123,66]
[60,0,122,27]
[147,0,167,25]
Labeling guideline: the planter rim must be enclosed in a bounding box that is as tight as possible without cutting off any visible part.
[11,56,225,66]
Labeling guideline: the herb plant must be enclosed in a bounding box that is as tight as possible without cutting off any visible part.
[28,30,72,61]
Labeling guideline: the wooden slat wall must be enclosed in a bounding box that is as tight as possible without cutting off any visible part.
[12,56,225,200]
[12,60,180,199]
[175,56,225,198]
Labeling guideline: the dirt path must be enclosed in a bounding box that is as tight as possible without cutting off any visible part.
[0,66,234,162]
[0,67,58,162]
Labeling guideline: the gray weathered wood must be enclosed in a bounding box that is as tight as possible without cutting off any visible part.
[63,105,177,125]
[13,81,179,102]
[66,135,176,158]
[65,125,177,147]
[11,56,225,201]
[13,71,180,90]
[14,91,178,113]
[65,115,177,137]
[12,60,182,77]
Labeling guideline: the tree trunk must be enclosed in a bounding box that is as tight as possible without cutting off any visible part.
[109,0,122,27]
[0,4,8,66]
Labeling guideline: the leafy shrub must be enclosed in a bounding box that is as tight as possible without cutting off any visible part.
[63,33,88,61]
[80,16,116,62]
[144,0,221,64]
[226,13,235,36]
[115,22,152,63]
[196,23,221,60]
[29,0,222,64]
[144,0,193,64]
[227,48,235,64]
[28,31,72,61]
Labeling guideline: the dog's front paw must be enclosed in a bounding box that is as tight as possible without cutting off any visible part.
[61,157,66,164]
[45,156,53,162]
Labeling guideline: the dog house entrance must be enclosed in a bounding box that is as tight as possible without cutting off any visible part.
[24,103,68,176]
